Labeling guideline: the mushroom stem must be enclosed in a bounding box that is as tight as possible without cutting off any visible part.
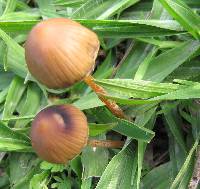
[87,139,124,148]
[84,75,127,119]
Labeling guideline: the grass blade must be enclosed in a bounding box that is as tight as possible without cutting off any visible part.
[143,40,200,82]
[159,0,200,38]
[170,136,199,189]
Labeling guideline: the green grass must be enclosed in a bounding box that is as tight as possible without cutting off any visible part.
[0,0,200,188]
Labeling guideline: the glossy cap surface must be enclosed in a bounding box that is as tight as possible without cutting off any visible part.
[31,105,88,164]
[25,18,100,89]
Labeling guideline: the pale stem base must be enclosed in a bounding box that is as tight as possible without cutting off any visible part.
[88,139,124,148]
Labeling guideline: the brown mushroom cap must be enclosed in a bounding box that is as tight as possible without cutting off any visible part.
[25,18,100,89]
[30,105,88,164]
